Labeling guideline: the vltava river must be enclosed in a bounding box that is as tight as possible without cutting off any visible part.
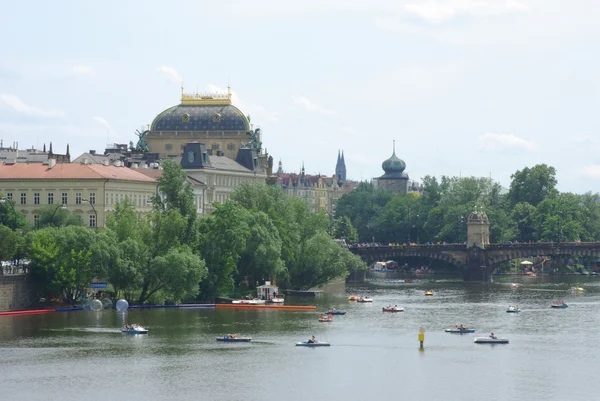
[1,275,599,401]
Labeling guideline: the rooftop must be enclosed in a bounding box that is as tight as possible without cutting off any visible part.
[0,163,157,182]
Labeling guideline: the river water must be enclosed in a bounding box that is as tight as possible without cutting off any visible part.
[1,275,599,401]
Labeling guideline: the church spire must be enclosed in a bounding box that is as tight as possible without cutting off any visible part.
[49,142,53,156]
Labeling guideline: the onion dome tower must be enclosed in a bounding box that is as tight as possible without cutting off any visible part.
[378,140,409,194]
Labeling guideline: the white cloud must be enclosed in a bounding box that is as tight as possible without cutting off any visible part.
[207,84,281,125]
[340,126,358,136]
[0,94,65,118]
[156,66,182,84]
[405,0,529,23]
[93,116,111,131]
[580,165,600,179]
[293,96,338,117]
[71,65,94,77]
[478,133,537,152]
[346,152,373,165]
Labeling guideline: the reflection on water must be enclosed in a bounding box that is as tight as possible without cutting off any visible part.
[1,275,599,400]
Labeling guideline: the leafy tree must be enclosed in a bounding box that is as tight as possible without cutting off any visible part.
[329,216,359,243]
[26,226,98,303]
[38,205,83,228]
[145,246,207,303]
[0,224,21,261]
[153,159,197,243]
[0,197,27,230]
[507,164,558,207]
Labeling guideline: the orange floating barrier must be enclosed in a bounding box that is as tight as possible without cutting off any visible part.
[0,309,55,317]
[215,304,316,311]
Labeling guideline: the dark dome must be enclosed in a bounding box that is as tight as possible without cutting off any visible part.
[151,104,250,132]
[381,151,406,178]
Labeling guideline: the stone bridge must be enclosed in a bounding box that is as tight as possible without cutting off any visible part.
[349,242,600,282]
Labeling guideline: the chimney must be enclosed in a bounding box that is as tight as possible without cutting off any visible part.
[48,159,56,169]
[102,160,109,166]
[90,150,96,155]
[83,158,89,165]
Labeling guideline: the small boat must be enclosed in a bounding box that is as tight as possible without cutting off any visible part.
[296,341,330,347]
[445,327,476,334]
[424,290,434,296]
[506,306,520,313]
[248,299,266,305]
[551,301,568,309]
[348,295,359,301]
[121,325,148,334]
[270,297,284,304]
[571,287,585,292]
[324,310,346,315]
[474,337,509,344]
[404,279,413,283]
[510,283,519,288]
[382,306,404,312]
[357,297,373,303]
[216,336,252,342]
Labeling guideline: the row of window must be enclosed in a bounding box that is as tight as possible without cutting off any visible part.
[32,214,96,228]
[164,143,236,151]
[105,192,151,207]
[6,192,95,206]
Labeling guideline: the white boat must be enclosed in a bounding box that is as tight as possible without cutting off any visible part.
[357,297,373,303]
[474,337,509,344]
[248,299,266,305]
[506,306,520,313]
[271,297,284,303]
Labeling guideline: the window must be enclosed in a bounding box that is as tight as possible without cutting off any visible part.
[211,143,219,150]
[48,192,54,205]
[62,192,68,205]
[165,144,173,151]
[89,193,95,205]
[227,143,235,150]
[34,192,40,205]
[6,193,12,201]
[89,214,96,228]
[75,192,82,205]
[20,192,26,205]
[34,215,39,228]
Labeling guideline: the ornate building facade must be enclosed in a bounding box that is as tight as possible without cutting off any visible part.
[275,152,357,215]
[145,87,258,160]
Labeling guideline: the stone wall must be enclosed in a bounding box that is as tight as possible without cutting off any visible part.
[0,274,33,312]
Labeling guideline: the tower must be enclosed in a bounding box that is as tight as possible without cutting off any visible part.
[335,150,347,182]
[467,210,490,249]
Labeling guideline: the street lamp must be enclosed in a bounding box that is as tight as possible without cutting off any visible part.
[416,214,420,245]
[82,199,98,228]
[50,204,67,226]
[0,197,17,229]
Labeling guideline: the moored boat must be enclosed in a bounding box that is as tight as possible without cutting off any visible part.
[296,341,330,347]
[474,337,509,344]
[270,297,284,303]
[382,306,404,312]
[348,295,359,301]
[121,325,148,334]
[506,305,520,313]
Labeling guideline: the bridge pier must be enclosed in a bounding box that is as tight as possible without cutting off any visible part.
[461,264,492,282]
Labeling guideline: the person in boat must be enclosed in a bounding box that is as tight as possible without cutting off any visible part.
[489,332,497,339]
[227,333,239,339]
[394,305,398,308]
[308,335,316,344]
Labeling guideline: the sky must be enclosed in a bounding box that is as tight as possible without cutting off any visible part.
[1,0,599,193]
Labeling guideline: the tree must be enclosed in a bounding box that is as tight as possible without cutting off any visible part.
[153,158,197,242]
[330,216,358,244]
[507,164,558,207]
[26,226,99,303]
[0,224,21,261]
[38,205,83,228]
[0,197,27,230]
